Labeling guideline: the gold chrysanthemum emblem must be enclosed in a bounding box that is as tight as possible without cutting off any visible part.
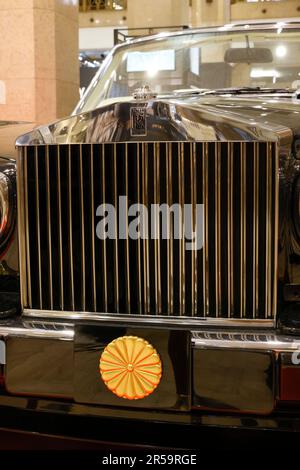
[99,336,162,400]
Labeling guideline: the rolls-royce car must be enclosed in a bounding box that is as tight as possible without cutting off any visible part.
[2,20,300,449]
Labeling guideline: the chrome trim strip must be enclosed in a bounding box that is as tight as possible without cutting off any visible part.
[0,325,73,340]
[227,142,234,318]
[23,309,275,328]
[3,320,300,349]
[79,144,86,311]
[113,143,119,313]
[192,332,300,350]
[136,144,142,314]
[57,146,64,310]
[266,142,273,318]
[17,148,28,308]
[101,145,108,312]
[240,142,247,318]
[179,143,185,315]
[24,147,32,308]
[125,143,131,313]
[167,143,173,314]
[154,143,161,314]
[142,143,150,314]
[273,144,279,319]
[109,20,300,49]
[45,146,53,310]
[215,142,221,317]
[191,142,197,316]
[68,145,75,310]
[35,147,43,309]
[90,145,97,311]
[203,143,209,316]
[253,142,259,318]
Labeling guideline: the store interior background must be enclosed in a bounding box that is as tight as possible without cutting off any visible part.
[0,0,299,124]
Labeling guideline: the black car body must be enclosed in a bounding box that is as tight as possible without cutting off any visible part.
[1,21,300,449]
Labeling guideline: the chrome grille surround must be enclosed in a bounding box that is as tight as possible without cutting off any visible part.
[17,141,279,324]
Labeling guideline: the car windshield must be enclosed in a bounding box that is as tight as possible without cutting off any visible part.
[75,25,300,114]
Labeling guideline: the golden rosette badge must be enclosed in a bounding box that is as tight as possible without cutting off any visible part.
[99,336,162,400]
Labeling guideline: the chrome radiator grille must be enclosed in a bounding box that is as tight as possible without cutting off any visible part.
[18,142,278,321]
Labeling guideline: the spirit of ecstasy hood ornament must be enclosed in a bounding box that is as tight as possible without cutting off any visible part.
[133,84,157,100]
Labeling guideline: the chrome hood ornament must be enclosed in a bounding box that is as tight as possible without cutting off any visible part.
[133,84,157,100]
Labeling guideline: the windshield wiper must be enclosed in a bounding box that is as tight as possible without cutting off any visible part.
[171,86,294,98]
[202,86,294,95]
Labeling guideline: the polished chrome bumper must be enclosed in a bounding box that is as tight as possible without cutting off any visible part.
[1,318,300,416]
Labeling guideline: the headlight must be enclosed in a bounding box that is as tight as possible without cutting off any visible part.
[0,159,16,255]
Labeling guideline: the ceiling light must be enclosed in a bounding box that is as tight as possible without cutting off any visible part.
[276,45,287,58]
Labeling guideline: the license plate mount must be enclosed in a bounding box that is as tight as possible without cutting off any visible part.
[74,325,191,411]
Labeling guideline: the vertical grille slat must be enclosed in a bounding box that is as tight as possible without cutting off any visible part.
[124,143,131,314]
[179,142,185,316]
[240,142,247,318]
[34,146,43,309]
[90,145,97,312]
[203,142,209,316]
[227,142,234,318]
[17,149,28,307]
[154,143,161,314]
[113,144,119,313]
[166,142,173,315]
[135,143,142,314]
[68,145,75,310]
[266,142,273,318]
[45,146,53,310]
[142,143,150,314]
[191,142,197,316]
[253,142,259,318]
[24,147,32,308]
[56,146,64,311]
[215,142,221,317]
[101,144,108,313]
[79,145,86,311]
[272,142,279,319]
[21,141,278,322]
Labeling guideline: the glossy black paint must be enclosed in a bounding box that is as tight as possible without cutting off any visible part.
[0,395,300,450]
[74,325,191,411]
[278,303,300,335]
[193,348,275,414]
[5,336,73,397]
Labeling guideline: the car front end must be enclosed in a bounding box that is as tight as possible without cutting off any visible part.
[1,21,300,449]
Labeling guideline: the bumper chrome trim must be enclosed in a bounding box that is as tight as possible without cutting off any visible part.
[0,322,73,340]
[22,309,275,328]
[192,330,300,350]
[1,318,300,351]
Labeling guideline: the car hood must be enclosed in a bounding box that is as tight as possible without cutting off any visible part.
[15,94,300,149]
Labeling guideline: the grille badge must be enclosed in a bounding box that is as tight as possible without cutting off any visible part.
[130,106,147,136]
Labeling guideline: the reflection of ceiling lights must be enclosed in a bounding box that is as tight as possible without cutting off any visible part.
[276,45,287,58]
[251,69,280,78]
[147,67,158,78]
[218,23,234,31]
[251,68,279,85]
[276,21,286,34]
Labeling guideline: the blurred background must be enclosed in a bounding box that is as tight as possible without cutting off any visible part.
[0,0,299,123]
